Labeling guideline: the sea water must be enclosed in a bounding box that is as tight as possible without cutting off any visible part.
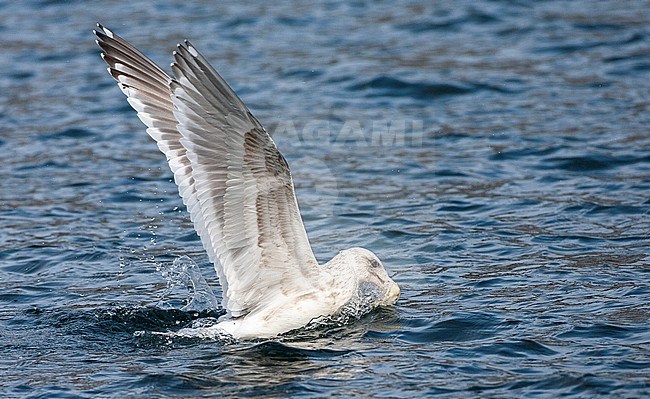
[1,1,649,397]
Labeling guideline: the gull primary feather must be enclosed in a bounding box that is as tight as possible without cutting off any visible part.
[94,24,400,340]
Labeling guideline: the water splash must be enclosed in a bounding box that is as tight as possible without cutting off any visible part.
[157,255,220,312]
[305,282,381,330]
[153,320,237,343]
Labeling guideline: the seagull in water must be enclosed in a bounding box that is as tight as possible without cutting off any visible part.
[94,24,400,340]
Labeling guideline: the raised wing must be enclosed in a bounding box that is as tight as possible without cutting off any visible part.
[95,24,324,318]
[94,24,219,269]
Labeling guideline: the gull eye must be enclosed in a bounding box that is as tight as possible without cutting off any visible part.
[369,259,381,269]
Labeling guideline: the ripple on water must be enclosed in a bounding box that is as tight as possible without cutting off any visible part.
[542,154,650,172]
[347,75,513,100]
[38,127,97,141]
[474,339,558,358]
[398,312,504,344]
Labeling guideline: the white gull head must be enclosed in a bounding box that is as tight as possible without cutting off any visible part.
[324,248,400,309]
[94,24,400,340]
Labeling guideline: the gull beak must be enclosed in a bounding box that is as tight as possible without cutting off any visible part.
[384,283,401,305]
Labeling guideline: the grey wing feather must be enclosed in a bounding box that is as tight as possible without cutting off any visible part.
[95,25,324,318]
[170,40,323,317]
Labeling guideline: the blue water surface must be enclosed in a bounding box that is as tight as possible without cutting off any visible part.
[1,1,649,398]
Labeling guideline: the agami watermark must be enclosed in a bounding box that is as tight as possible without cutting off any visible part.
[271,119,425,147]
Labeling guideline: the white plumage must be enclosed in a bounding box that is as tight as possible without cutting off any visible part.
[94,24,400,340]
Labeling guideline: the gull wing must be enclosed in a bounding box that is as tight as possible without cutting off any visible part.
[94,24,324,318]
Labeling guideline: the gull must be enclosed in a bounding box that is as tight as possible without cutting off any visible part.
[94,24,400,340]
